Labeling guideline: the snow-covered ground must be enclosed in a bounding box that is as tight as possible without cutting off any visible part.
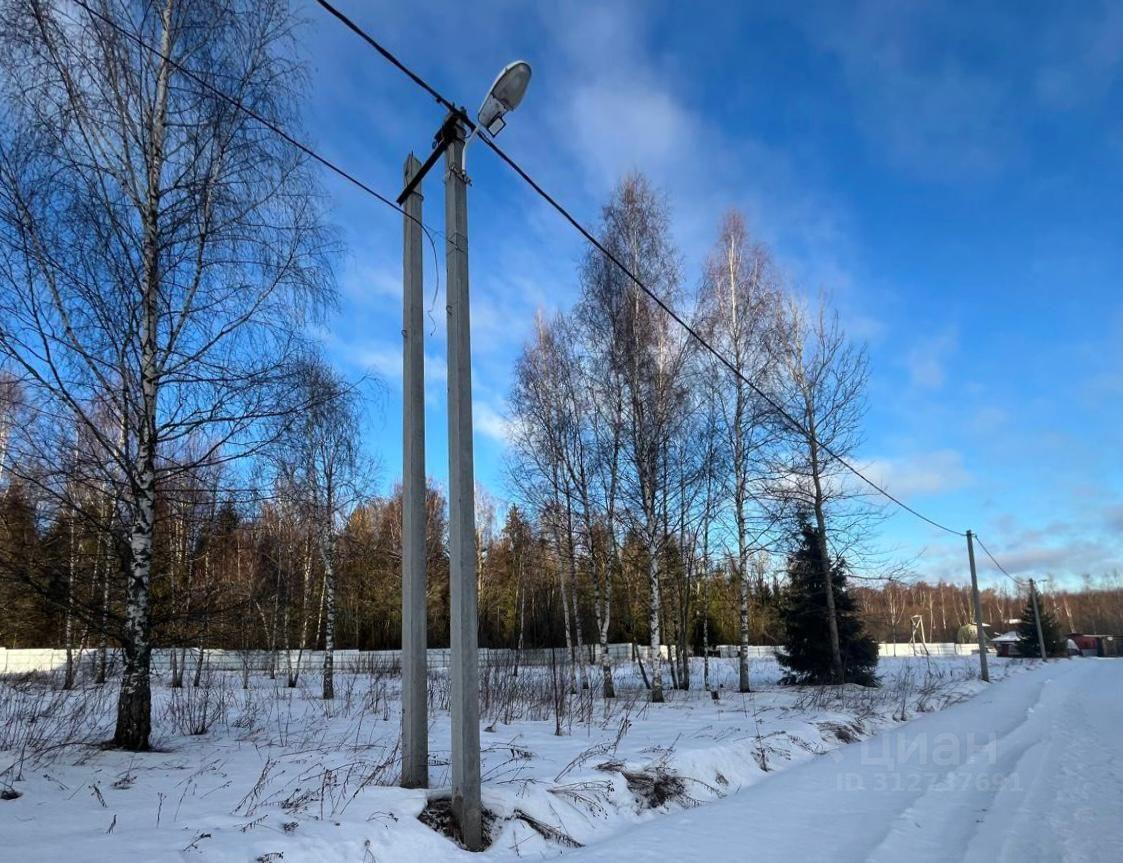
[1,655,1084,862]
[567,658,1123,863]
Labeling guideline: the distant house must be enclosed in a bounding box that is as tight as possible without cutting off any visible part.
[993,631,1119,658]
[991,631,1022,658]
[1067,634,1119,658]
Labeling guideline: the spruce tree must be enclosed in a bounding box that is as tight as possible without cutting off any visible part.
[1016,594,1063,658]
[778,521,879,686]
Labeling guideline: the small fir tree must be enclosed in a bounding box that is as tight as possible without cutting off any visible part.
[778,521,879,686]
[1016,594,1063,658]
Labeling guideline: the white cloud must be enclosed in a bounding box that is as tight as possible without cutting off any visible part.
[353,344,401,380]
[863,449,970,497]
[977,540,1123,582]
[843,311,887,342]
[1033,2,1123,111]
[425,353,448,385]
[538,0,862,300]
[922,505,1123,586]
[969,405,1007,435]
[325,334,447,393]
[1105,505,1123,532]
[473,400,511,445]
[339,256,402,306]
[564,80,693,192]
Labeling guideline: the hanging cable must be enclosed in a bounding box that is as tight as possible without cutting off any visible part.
[314,0,966,539]
[973,535,1026,588]
[69,0,448,353]
[69,0,443,243]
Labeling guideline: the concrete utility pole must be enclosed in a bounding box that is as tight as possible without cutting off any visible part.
[394,62,530,851]
[1029,578,1048,661]
[444,120,483,851]
[965,530,989,682]
[400,154,428,789]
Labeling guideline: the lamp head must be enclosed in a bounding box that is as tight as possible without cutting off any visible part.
[478,60,532,136]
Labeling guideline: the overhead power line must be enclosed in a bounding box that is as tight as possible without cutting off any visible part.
[69,0,445,335]
[315,0,461,114]
[477,135,968,541]
[314,0,966,539]
[973,535,1026,588]
[40,0,1031,579]
[68,0,440,239]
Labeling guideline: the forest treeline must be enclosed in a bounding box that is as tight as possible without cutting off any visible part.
[3,477,1121,659]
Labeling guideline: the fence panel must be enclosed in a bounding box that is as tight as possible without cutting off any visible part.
[1,642,983,675]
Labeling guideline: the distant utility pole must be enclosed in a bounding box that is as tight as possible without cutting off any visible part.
[965,530,989,682]
[1029,578,1048,661]
[444,119,483,851]
[400,153,428,789]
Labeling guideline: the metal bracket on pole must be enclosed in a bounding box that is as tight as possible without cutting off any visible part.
[396,113,465,205]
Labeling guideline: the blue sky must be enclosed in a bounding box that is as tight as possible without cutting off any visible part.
[295,0,1123,588]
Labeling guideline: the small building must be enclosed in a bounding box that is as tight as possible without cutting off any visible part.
[991,630,1022,658]
[1067,634,1119,658]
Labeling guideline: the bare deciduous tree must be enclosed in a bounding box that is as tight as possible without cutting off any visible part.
[700,212,784,692]
[771,298,870,684]
[0,0,332,748]
[577,174,691,703]
[271,358,367,700]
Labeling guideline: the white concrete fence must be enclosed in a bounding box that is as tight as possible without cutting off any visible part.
[0,642,982,676]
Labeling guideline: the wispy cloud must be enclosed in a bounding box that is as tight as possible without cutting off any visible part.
[298,0,1123,580]
[905,328,957,390]
[1033,1,1123,110]
[863,449,970,497]
[473,400,511,445]
[968,405,1007,436]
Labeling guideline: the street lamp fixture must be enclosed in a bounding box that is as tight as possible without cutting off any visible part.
[477,60,532,136]
[396,59,532,204]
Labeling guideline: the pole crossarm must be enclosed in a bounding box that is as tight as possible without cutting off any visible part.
[396,113,463,205]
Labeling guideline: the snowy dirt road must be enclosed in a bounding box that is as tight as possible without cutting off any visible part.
[570,660,1123,863]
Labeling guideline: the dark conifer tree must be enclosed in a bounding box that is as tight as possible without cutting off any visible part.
[1016,594,1063,657]
[778,520,878,686]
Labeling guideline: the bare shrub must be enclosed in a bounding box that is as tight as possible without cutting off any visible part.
[163,676,231,736]
[0,680,114,778]
[513,809,583,848]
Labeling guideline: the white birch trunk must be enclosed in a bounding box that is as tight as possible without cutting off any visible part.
[556,539,577,696]
[647,532,664,703]
[321,531,336,700]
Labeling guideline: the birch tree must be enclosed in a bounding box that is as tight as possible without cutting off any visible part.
[771,298,869,684]
[277,358,365,700]
[577,174,688,703]
[0,372,23,488]
[699,212,783,691]
[0,0,332,747]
